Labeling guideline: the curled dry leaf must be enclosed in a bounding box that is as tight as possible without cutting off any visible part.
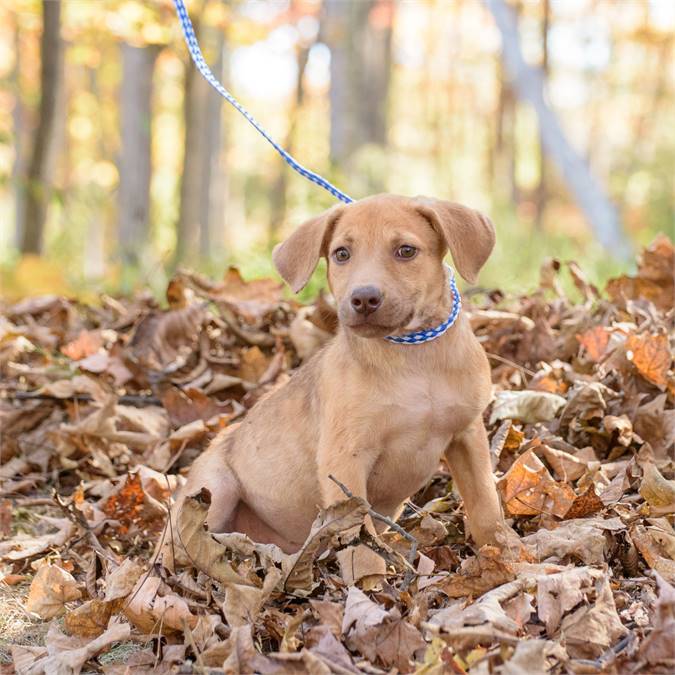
[25,563,82,619]
[284,496,369,592]
[639,460,675,515]
[0,516,75,562]
[489,390,567,425]
[630,523,675,583]
[521,518,623,565]
[175,490,253,586]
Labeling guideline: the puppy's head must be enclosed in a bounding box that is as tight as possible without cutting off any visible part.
[273,194,495,338]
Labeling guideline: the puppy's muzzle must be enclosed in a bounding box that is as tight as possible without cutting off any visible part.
[350,286,383,316]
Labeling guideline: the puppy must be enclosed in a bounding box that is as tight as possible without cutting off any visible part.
[164,194,504,567]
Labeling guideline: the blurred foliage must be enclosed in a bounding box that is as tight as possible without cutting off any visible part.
[0,0,673,300]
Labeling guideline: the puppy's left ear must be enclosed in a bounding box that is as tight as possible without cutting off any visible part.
[273,205,345,293]
[414,197,495,284]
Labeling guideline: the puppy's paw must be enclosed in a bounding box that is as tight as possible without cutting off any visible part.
[337,544,387,587]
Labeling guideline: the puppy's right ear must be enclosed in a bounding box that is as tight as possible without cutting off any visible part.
[273,205,344,293]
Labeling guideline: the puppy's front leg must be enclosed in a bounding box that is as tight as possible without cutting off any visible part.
[317,438,386,580]
[444,417,504,548]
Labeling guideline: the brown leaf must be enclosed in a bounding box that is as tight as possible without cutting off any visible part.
[576,326,610,362]
[536,566,602,635]
[175,490,254,586]
[631,523,675,583]
[103,558,145,602]
[439,546,515,598]
[625,333,671,389]
[489,390,566,425]
[633,393,675,458]
[559,576,627,658]
[61,330,103,361]
[25,563,82,619]
[63,599,113,638]
[639,460,675,513]
[124,574,197,633]
[498,449,576,518]
[563,486,604,520]
[349,611,425,673]
[0,517,75,562]
[639,573,675,666]
[284,496,369,592]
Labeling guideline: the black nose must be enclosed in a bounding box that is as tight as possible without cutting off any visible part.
[350,286,383,315]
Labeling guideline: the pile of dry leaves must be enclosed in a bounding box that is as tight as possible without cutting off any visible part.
[0,235,673,675]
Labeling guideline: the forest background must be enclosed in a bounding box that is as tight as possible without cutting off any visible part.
[0,0,673,300]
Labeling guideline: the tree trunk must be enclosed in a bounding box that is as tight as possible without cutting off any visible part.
[534,0,550,230]
[176,4,225,267]
[118,43,159,268]
[485,0,632,258]
[323,0,393,168]
[20,0,63,254]
[269,41,311,243]
[12,16,25,248]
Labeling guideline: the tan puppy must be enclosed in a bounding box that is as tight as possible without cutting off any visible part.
[165,194,504,563]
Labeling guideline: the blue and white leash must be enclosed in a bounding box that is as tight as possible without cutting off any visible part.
[385,267,462,344]
[173,0,353,205]
[172,0,461,345]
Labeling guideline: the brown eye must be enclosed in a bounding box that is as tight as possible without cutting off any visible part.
[396,245,417,260]
[333,247,351,263]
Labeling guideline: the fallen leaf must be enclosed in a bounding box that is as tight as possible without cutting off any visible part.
[639,573,675,666]
[174,489,253,586]
[63,599,113,638]
[439,546,515,598]
[559,575,627,658]
[25,563,82,619]
[625,333,671,390]
[576,326,610,362]
[489,390,567,425]
[284,496,369,592]
[498,449,576,518]
[631,523,675,583]
[639,460,675,514]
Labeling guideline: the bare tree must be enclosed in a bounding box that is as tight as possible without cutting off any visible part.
[534,0,550,229]
[118,43,159,268]
[20,0,64,254]
[322,0,393,167]
[175,5,225,267]
[485,0,632,258]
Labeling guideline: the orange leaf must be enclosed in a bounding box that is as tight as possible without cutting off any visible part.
[498,450,576,518]
[576,326,610,362]
[625,333,671,389]
[102,473,146,535]
[61,330,103,361]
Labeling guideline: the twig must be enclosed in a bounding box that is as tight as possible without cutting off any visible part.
[6,391,162,406]
[328,474,418,588]
[485,352,536,378]
[53,491,118,565]
[217,304,275,347]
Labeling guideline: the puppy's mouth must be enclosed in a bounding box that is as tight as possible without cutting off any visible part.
[344,310,414,339]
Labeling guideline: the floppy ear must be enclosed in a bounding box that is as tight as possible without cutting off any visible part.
[272,205,344,293]
[414,197,495,284]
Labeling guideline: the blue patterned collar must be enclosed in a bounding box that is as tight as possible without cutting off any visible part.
[384,266,461,345]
